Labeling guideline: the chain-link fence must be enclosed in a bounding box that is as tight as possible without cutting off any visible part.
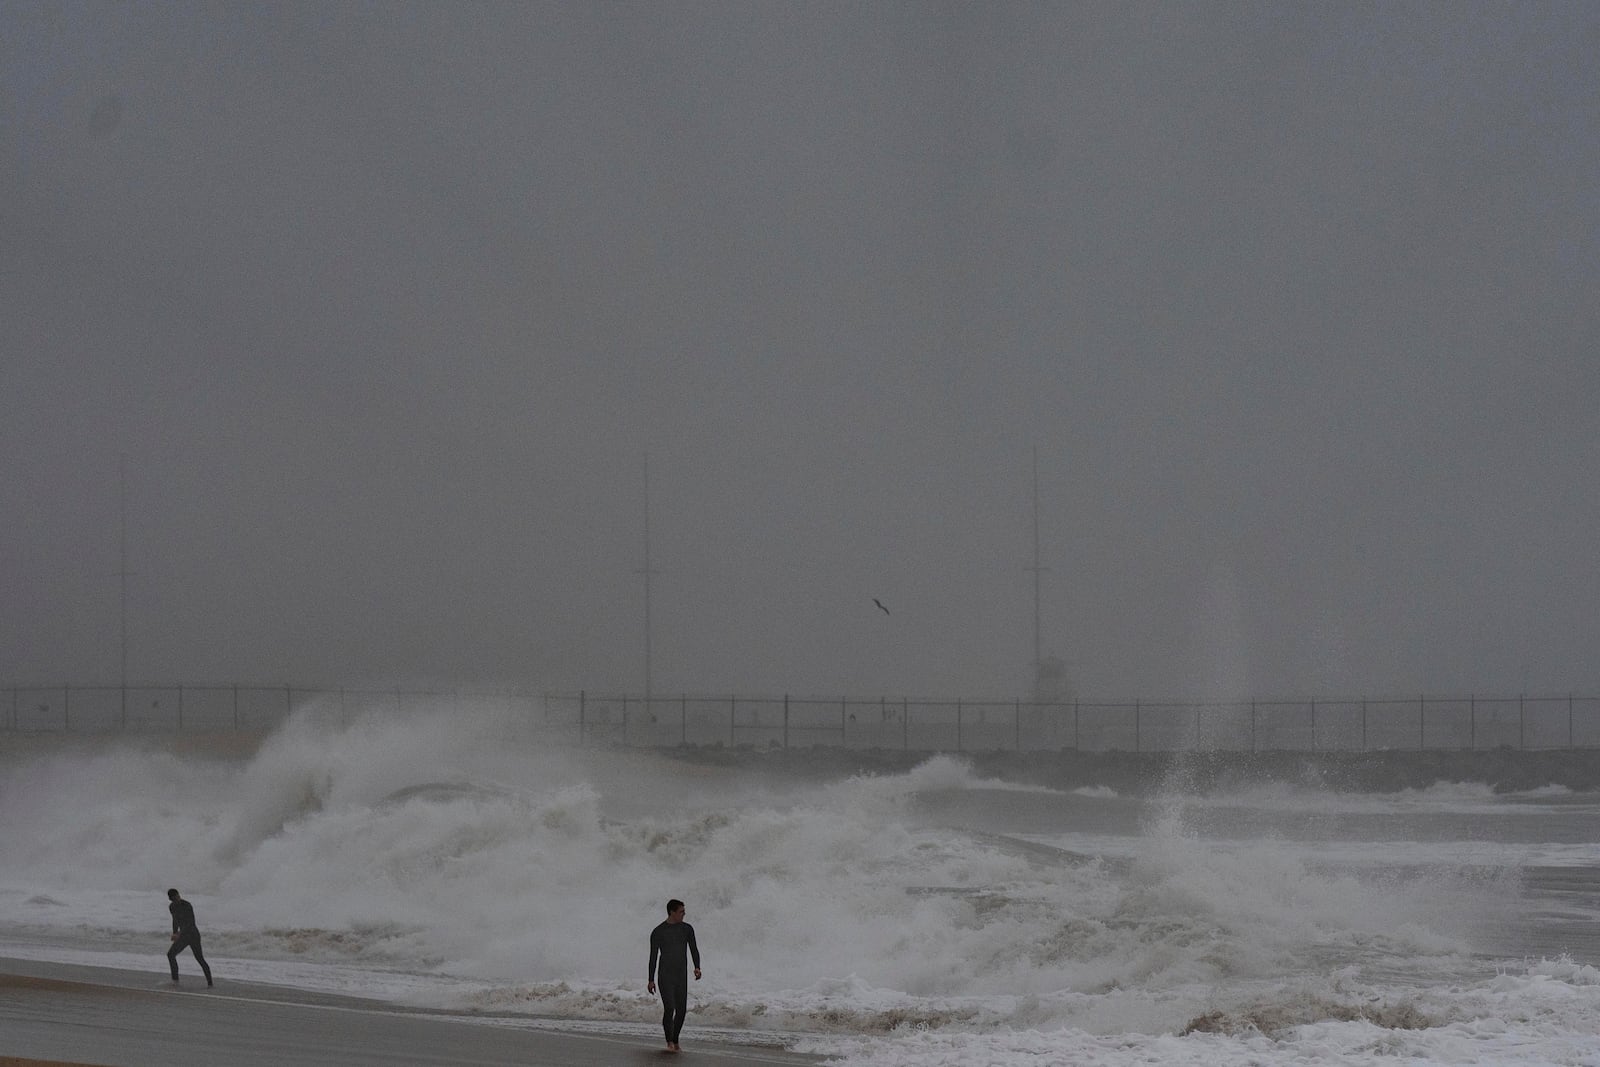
[7,685,1596,751]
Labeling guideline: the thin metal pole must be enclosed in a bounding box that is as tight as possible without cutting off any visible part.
[639,453,657,704]
[118,455,128,730]
[1027,447,1046,693]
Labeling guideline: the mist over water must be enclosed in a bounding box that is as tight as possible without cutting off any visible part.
[3,703,1599,1065]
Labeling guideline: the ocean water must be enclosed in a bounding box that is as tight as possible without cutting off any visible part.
[3,702,1599,1066]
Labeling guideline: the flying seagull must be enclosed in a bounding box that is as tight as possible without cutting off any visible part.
[873,598,891,616]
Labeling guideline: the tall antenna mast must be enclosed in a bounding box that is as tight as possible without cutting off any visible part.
[118,455,129,724]
[639,452,656,702]
[1026,446,1047,690]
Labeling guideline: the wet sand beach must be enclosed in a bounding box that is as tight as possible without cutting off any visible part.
[0,957,820,1067]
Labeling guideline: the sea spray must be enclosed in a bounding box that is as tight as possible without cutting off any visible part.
[2,705,1587,1065]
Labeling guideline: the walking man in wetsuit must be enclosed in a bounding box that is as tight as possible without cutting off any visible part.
[647,898,701,1051]
[166,888,213,987]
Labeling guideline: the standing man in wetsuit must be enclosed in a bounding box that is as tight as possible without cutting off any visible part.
[646,898,701,1051]
[166,888,213,987]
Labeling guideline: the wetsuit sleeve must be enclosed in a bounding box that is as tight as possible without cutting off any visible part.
[170,902,178,936]
[687,924,701,969]
[647,926,660,981]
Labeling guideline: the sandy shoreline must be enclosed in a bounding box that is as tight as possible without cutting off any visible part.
[0,956,821,1067]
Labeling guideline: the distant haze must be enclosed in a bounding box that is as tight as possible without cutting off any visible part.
[4,3,1598,699]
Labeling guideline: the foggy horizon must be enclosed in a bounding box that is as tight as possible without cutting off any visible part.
[5,3,1599,701]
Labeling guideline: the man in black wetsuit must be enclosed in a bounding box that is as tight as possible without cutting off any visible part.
[646,898,701,1051]
[166,888,213,987]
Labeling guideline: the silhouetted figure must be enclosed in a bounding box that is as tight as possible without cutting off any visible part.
[166,888,212,987]
[647,898,701,1052]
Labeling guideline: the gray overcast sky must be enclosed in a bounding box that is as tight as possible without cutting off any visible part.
[3,2,1598,699]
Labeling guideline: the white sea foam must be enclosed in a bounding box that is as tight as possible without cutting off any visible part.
[3,703,1598,1066]
[1165,778,1584,816]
